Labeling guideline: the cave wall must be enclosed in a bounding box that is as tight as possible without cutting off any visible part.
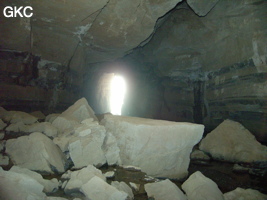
[204,58,267,142]
[127,0,267,141]
[0,50,83,113]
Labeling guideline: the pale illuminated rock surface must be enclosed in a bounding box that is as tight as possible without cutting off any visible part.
[6,132,66,174]
[101,115,204,179]
[199,119,267,163]
[182,171,224,200]
[145,179,187,200]
[224,187,267,200]
[81,176,129,200]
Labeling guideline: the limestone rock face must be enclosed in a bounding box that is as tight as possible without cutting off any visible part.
[10,166,59,193]
[0,169,46,200]
[80,176,129,200]
[199,119,267,163]
[224,187,267,200]
[182,171,224,200]
[186,0,219,16]
[6,132,66,174]
[101,115,204,179]
[145,179,187,200]
[64,165,106,193]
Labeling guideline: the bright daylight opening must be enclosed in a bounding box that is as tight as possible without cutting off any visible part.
[110,75,126,115]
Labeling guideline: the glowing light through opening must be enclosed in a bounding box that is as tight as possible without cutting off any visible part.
[110,75,126,115]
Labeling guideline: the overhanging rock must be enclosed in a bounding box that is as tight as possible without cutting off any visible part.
[101,115,204,179]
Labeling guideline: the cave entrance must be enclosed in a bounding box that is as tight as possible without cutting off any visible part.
[96,73,126,115]
[110,74,126,115]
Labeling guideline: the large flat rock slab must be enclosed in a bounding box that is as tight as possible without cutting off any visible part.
[101,115,204,179]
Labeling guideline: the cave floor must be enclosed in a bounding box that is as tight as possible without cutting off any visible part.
[40,160,267,200]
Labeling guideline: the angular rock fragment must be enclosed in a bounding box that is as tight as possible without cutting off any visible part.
[10,166,59,193]
[182,171,224,200]
[0,131,4,140]
[0,155,9,166]
[199,119,267,163]
[64,165,106,194]
[5,122,27,132]
[0,119,7,130]
[68,125,106,168]
[30,111,46,120]
[105,171,115,178]
[45,114,60,123]
[52,116,79,134]
[129,182,140,192]
[6,132,66,174]
[190,150,211,161]
[103,131,121,165]
[3,111,38,125]
[102,115,204,179]
[0,169,46,200]
[111,181,134,200]
[145,179,187,200]
[27,122,58,138]
[80,176,129,200]
[224,187,267,200]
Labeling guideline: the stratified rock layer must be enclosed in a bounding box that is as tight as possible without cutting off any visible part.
[101,115,204,179]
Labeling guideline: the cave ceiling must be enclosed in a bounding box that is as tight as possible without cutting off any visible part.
[0,0,266,76]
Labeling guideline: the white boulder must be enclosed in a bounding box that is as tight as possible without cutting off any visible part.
[145,179,187,200]
[27,122,58,138]
[111,181,134,200]
[52,116,79,134]
[46,197,69,200]
[199,120,267,163]
[80,176,129,200]
[0,119,7,130]
[30,111,46,120]
[0,169,46,200]
[181,171,224,200]
[101,115,204,179]
[10,166,59,193]
[3,111,38,125]
[5,122,27,132]
[68,125,106,168]
[224,187,267,200]
[102,131,121,165]
[60,97,98,122]
[6,132,66,174]
[64,165,106,193]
